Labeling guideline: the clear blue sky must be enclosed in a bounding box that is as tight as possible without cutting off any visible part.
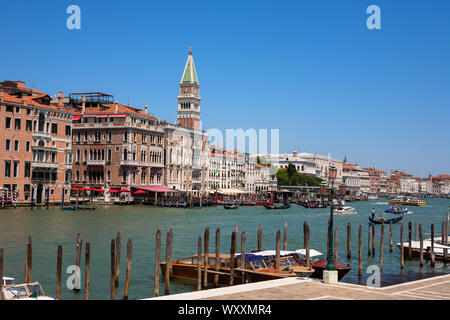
[1,0,449,177]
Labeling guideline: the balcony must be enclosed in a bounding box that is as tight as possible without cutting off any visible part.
[120,159,139,166]
[32,161,59,169]
[33,131,51,139]
[87,160,104,166]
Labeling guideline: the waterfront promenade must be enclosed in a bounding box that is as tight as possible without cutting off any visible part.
[148,273,450,300]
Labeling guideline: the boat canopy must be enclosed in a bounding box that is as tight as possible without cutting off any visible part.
[294,249,323,257]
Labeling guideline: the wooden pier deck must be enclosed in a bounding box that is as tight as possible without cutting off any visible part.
[147,274,450,300]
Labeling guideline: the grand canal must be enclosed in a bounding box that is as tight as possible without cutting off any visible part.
[0,198,448,300]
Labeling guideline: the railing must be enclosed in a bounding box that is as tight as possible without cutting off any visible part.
[87,160,104,166]
[120,159,139,166]
[32,161,59,169]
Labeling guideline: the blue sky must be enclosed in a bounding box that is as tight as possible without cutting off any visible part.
[1,0,449,177]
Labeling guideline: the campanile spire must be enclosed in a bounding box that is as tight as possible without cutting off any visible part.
[177,47,201,129]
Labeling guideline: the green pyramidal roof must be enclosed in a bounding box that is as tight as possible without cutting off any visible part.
[181,48,199,84]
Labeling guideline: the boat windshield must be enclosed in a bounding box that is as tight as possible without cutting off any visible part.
[279,257,297,267]
[250,260,267,270]
[4,285,29,299]
[27,284,44,296]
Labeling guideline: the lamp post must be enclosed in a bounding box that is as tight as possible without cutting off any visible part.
[325,165,338,271]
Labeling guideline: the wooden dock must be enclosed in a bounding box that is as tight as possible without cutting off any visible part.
[146,274,450,300]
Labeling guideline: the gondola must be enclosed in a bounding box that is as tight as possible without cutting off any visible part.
[264,203,291,210]
[369,214,403,225]
[224,204,239,209]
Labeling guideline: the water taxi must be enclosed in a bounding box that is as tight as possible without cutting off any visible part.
[388,197,426,206]
[334,206,356,215]
[2,282,54,300]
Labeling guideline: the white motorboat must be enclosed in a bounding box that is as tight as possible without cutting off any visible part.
[2,281,54,300]
[334,206,356,215]
[2,276,15,286]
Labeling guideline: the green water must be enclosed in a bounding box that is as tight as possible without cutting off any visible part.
[0,198,449,300]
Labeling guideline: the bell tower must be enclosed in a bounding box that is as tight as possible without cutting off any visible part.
[177,47,201,129]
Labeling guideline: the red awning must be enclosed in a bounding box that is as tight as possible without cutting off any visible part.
[92,188,105,192]
[118,188,131,192]
[134,190,146,194]
[73,115,82,120]
[71,187,81,191]
[108,189,120,193]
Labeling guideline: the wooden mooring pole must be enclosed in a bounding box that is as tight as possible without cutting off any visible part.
[368,226,371,256]
[230,231,236,286]
[415,222,418,242]
[305,223,311,269]
[275,230,281,270]
[372,225,375,256]
[154,230,161,297]
[431,224,435,267]
[408,221,412,259]
[358,226,362,277]
[123,239,132,300]
[25,235,32,283]
[241,231,246,284]
[203,227,210,289]
[334,227,338,265]
[419,224,424,267]
[85,242,90,300]
[389,224,393,252]
[400,224,404,269]
[257,225,262,251]
[165,230,173,295]
[0,248,4,300]
[110,239,116,300]
[347,222,351,260]
[75,233,82,291]
[283,222,288,251]
[380,225,384,271]
[115,231,121,288]
[197,236,202,291]
[56,245,62,300]
[214,228,220,288]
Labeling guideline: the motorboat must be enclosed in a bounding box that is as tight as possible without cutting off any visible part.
[224,204,239,209]
[334,206,356,215]
[389,197,425,207]
[384,207,408,214]
[2,282,54,300]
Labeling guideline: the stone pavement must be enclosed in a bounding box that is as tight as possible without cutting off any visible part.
[147,273,450,300]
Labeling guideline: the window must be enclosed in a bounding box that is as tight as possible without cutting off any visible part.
[107,132,112,142]
[5,117,11,129]
[4,160,11,177]
[24,161,31,178]
[26,108,31,115]
[51,123,58,134]
[107,170,111,181]
[26,120,32,131]
[6,106,13,112]
[14,140,19,152]
[26,141,30,152]
[5,139,11,151]
[15,106,20,113]
[65,125,71,137]
[107,149,112,161]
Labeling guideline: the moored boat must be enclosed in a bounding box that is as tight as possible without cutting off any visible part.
[264,203,291,210]
[334,206,356,215]
[2,282,54,300]
[224,204,239,209]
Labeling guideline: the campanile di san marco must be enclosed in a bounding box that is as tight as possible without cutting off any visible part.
[177,47,201,130]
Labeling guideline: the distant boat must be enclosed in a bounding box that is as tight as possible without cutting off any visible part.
[389,197,425,207]
[334,206,356,215]
[384,207,408,214]
[264,203,291,210]
[224,204,239,209]
[369,214,404,225]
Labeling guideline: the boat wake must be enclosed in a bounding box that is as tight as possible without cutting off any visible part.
[374,201,388,205]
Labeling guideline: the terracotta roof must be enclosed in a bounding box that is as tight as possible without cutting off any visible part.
[255,163,268,168]
[209,152,240,160]
[73,103,157,120]
[1,91,72,113]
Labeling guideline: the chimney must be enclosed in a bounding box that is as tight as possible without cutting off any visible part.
[144,105,148,114]
[57,91,63,107]
[81,96,86,114]
[0,92,3,103]
[114,101,119,113]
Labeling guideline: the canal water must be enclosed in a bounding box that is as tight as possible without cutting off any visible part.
[0,198,448,300]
